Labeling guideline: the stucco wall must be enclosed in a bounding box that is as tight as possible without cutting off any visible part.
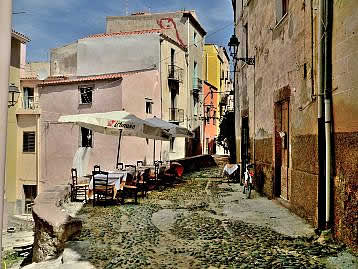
[77,35,160,76]
[50,42,78,77]
[39,70,161,189]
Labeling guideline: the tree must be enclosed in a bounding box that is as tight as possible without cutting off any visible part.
[217,111,236,163]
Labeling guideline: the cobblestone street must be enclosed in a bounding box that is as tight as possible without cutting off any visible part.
[42,166,353,269]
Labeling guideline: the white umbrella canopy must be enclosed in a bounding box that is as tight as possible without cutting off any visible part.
[145,116,193,138]
[58,111,171,169]
[58,111,171,140]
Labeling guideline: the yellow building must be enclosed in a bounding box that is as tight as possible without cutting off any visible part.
[6,30,31,217]
[204,44,232,154]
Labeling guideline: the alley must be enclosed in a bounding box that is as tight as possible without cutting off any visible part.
[39,166,354,269]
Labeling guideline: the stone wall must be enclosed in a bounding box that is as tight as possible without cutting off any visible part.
[32,185,82,262]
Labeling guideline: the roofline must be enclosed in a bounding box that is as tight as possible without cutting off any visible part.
[12,29,30,43]
[39,68,155,87]
[221,47,230,62]
[203,80,218,91]
[182,11,206,36]
[160,34,187,51]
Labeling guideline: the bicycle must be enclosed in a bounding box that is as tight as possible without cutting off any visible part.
[243,163,255,199]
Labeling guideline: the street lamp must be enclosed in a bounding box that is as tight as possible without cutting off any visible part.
[228,34,255,66]
[8,83,20,107]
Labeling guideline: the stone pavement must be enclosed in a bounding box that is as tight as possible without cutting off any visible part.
[17,166,357,268]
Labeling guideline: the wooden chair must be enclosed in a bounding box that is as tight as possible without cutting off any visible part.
[70,168,88,202]
[121,174,139,204]
[92,171,114,207]
[137,160,143,167]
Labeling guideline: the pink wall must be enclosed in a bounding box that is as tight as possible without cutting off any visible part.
[39,70,161,189]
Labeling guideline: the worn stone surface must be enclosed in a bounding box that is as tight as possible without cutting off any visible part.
[44,166,354,269]
[32,185,82,263]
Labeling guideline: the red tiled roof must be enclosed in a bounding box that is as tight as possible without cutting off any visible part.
[86,29,162,39]
[39,70,150,86]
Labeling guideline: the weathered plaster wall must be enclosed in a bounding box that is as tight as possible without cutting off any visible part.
[203,82,218,154]
[236,0,318,219]
[77,35,160,76]
[331,0,358,251]
[50,42,78,77]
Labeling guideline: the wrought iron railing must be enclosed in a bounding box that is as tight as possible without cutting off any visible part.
[169,108,184,123]
[23,96,39,109]
[168,65,184,83]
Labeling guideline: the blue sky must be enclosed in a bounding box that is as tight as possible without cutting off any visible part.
[12,0,234,62]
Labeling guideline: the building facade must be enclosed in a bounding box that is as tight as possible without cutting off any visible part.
[106,10,207,156]
[232,0,357,250]
[6,30,30,216]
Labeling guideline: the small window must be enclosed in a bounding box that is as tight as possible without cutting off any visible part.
[23,132,35,152]
[79,85,93,104]
[193,32,197,46]
[170,137,175,152]
[193,93,199,116]
[81,127,93,147]
[145,98,153,114]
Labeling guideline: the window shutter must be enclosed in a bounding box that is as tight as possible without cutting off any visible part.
[276,0,283,22]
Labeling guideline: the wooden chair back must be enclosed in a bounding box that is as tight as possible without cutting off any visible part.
[71,168,78,185]
[136,161,143,167]
[94,165,101,172]
[116,162,124,170]
[92,171,110,207]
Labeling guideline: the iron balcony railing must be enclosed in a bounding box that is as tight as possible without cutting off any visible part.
[169,108,184,123]
[168,64,184,83]
[192,77,203,92]
[23,96,39,109]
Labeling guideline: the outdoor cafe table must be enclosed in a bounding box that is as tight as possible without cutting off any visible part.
[87,170,132,199]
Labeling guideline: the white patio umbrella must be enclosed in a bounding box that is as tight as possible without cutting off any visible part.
[58,111,171,168]
[145,116,194,163]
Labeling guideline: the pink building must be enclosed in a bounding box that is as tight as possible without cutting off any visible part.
[38,69,161,190]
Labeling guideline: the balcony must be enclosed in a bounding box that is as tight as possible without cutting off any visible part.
[168,65,183,83]
[192,77,202,93]
[16,96,41,115]
[169,108,184,123]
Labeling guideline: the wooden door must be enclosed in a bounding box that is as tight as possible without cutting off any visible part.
[279,101,290,200]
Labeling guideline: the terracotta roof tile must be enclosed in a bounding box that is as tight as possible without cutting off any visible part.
[39,70,150,86]
[86,29,162,39]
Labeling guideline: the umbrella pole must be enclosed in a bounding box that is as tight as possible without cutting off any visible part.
[153,139,156,164]
[116,130,122,169]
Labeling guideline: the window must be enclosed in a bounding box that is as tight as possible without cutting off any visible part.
[170,137,175,152]
[193,31,197,46]
[276,0,289,22]
[81,127,93,147]
[23,87,34,109]
[145,98,153,114]
[23,132,35,152]
[213,111,216,125]
[79,85,93,104]
[193,92,199,116]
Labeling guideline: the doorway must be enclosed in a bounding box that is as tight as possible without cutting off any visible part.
[241,117,249,178]
[274,100,290,200]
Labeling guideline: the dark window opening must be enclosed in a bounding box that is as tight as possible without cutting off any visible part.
[79,86,93,104]
[170,137,175,152]
[81,127,93,147]
[23,87,34,109]
[146,99,153,114]
[23,132,35,152]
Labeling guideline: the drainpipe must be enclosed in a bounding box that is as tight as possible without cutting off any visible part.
[318,0,333,229]
[324,0,333,229]
[0,0,13,266]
